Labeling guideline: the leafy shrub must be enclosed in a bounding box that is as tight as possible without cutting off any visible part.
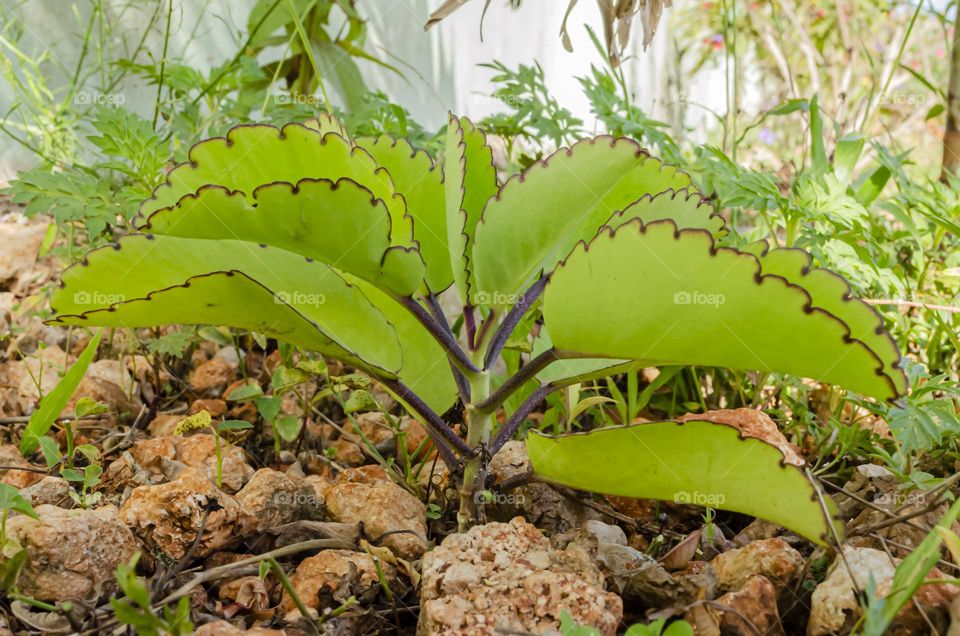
[45,111,906,540]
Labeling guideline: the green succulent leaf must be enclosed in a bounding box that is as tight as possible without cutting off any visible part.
[444,114,498,305]
[603,189,724,235]
[751,244,907,395]
[531,326,628,385]
[526,420,841,545]
[542,220,903,401]
[304,112,351,139]
[348,277,459,413]
[138,123,415,252]
[473,136,692,305]
[357,135,453,292]
[141,178,423,295]
[49,235,403,376]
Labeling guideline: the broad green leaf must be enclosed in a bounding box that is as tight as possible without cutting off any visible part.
[343,389,379,413]
[833,134,865,185]
[49,235,402,376]
[0,483,38,519]
[219,420,255,431]
[937,526,960,567]
[526,420,841,545]
[256,396,283,423]
[809,94,828,174]
[542,220,902,401]
[349,277,459,413]
[854,165,892,206]
[312,39,368,112]
[225,383,264,401]
[275,414,301,441]
[357,135,453,292]
[138,123,414,250]
[20,330,101,454]
[140,178,424,295]
[74,396,108,418]
[304,112,351,139]
[272,366,311,391]
[0,548,29,591]
[603,189,725,236]
[531,326,628,385]
[753,245,906,394]
[36,436,60,468]
[445,115,498,305]
[473,136,691,305]
[247,0,305,46]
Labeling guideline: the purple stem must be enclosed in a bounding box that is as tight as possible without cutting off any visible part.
[396,295,479,374]
[425,294,471,402]
[464,306,477,351]
[489,382,561,454]
[483,276,548,370]
[474,348,558,413]
[381,378,471,465]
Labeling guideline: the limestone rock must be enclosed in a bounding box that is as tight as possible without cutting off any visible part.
[3,505,137,602]
[194,622,285,636]
[128,433,253,493]
[280,549,394,619]
[691,574,786,636]
[19,476,72,507]
[418,517,622,635]
[119,467,253,559]
[234,468,322,532]
[808,547,895,636]
[711,538,804,593]
[190,358,237,394]
[324,481,427,559]
[487,440,601,534]
[0,444,43,488]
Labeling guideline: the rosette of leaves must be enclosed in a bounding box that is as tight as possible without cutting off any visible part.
[48,112,906,542]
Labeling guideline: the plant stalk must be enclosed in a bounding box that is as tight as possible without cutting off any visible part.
[943,3,960,180]
[458,370,491,531]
